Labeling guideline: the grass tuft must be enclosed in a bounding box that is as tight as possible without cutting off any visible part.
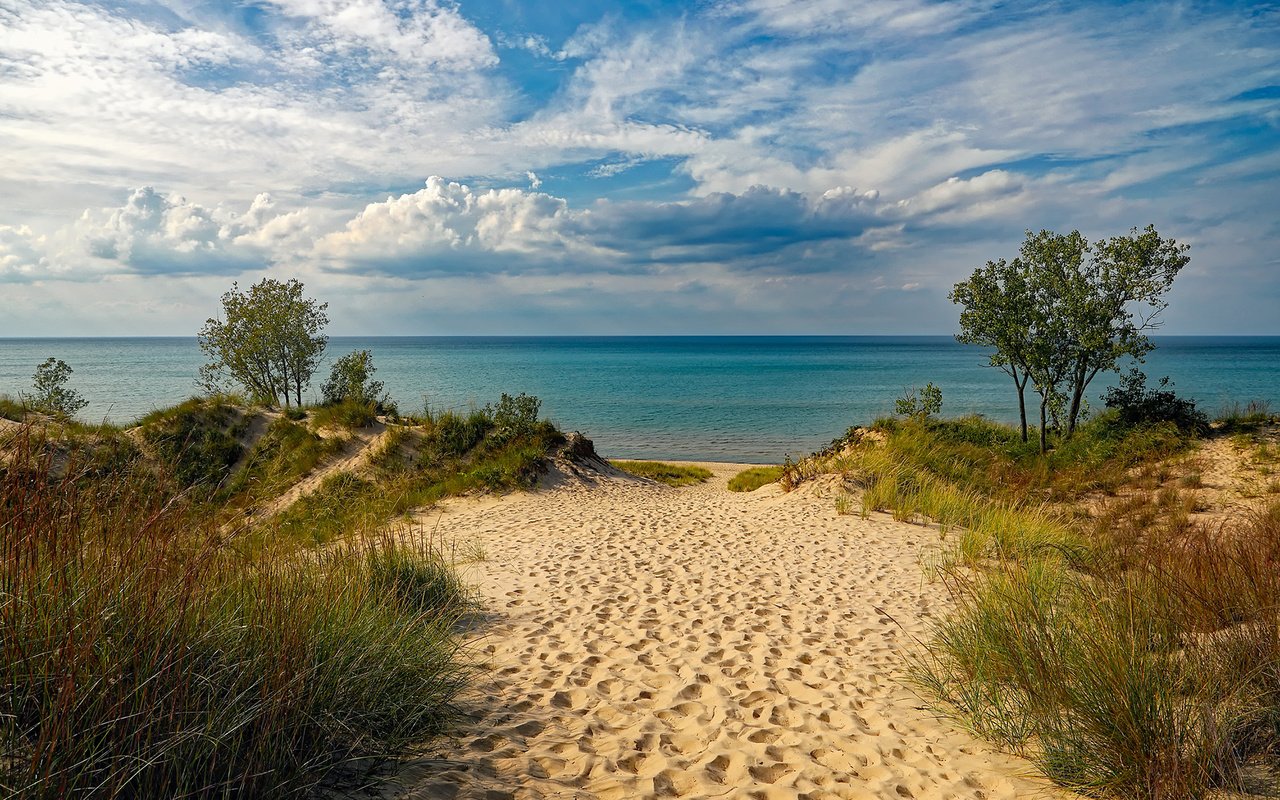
[728,465,784,492]
[610,460,713,486]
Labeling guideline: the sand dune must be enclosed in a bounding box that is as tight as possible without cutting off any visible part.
[380,462,1058,800]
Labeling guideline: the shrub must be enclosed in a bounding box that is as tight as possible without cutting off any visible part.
[140,399,243,492]
[322,350,387,409]
[895,382,943,419]
[1103,368,1209,435]
[486,392,541,442]
[432,410,493,457]
[26,357,87,417]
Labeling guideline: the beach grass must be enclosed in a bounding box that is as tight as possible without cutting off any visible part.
[610,460,713,486]
[728,465,784,492]
[798,411,1280,798]
[0,425,476,800]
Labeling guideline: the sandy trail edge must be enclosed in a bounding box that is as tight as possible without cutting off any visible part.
[372,462,1061,800]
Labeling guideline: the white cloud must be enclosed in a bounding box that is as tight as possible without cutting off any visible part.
[314,177,594,273]
[72,188,310,275]
[0,226,51,282]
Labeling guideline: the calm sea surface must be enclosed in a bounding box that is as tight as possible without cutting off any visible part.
[0,337,1276,462]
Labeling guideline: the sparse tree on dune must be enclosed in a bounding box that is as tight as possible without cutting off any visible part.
[198,278,328,408]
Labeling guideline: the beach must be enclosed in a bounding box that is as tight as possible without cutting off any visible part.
[380,461,1057,800]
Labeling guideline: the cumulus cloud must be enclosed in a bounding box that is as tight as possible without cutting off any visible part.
[0,226,51,282]
[314,177,892,276]
[315,177,593,274]
[74,188,311,276]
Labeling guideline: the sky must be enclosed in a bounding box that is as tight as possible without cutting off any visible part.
[0,0,1277,336]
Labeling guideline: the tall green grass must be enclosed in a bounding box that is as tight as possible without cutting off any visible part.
[0,426,476,799]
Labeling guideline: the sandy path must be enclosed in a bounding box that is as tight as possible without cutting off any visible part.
[385,463,1056,800]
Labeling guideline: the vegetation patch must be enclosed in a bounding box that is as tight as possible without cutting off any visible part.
[800,411,1279,798]
[728,465,784,492]
[267,398,564,547]
[225,417,345,504]
[138,397,245,494]
[611,460,713,486]
[0,428,475,800]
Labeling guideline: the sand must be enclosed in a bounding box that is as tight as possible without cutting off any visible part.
[377,461,1059,800]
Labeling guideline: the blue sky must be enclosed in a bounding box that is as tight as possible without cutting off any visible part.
[0,0,1277,335]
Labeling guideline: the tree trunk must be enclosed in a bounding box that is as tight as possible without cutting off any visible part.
[1065,364,1087,439]
[1015,371,1029,443]
[1039,396,1048,454]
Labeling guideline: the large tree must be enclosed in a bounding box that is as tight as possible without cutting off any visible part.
[198,278,329,408]
[952,225,1190,451]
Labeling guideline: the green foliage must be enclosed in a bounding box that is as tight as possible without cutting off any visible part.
[140,398,244,492]
[432,410,494,457]
[270,395,565,547]
[610,460,713,486]
[1103,368,1209,435]
[225,417,343,502]
[0,394,27,422]
[0,428,474,800]
[199,278,329,408]
[728,465,784,492]
[310,397,379,429]
[367,542,474,615]
[894,382,943,419]
[952,225,1191,451]
[322,349,387,407]
[26,357,88,417]
[822,414,1277,798]
[486,392,542,442]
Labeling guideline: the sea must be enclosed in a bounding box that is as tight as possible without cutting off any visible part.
[0,336,1276,463]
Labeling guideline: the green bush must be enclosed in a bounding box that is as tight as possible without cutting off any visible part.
[1103,368,1209,435]
[140,399,243,492]
[432,410,493,457]
[486,392,541,442]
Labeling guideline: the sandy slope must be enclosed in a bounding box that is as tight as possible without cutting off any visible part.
[377,463,1059,799]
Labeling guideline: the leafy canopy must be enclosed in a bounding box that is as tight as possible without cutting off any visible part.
[198,278,328,408]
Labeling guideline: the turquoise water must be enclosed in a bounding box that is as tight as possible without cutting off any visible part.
[0,337,1276,462]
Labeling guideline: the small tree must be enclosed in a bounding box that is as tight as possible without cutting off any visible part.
[198,278,328,408]
[28,357,88,416]
[895,383,942,420]
[321,350,385,407]
[950,259,1035,442]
